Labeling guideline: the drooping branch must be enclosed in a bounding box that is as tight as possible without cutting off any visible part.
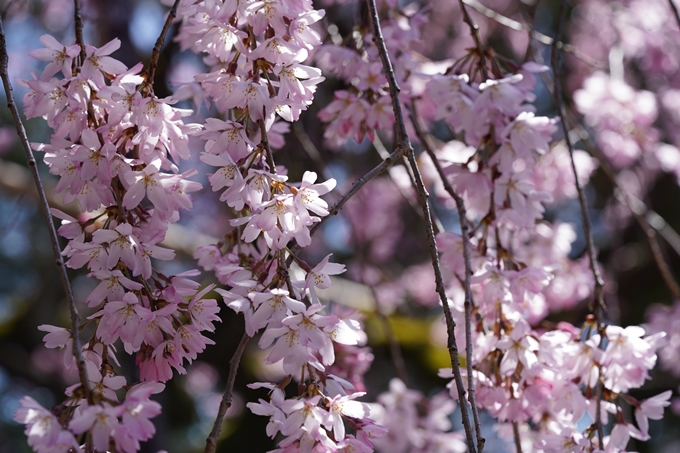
[550,0,605,444]
[528,35,680,304]
[409,102,485,452]
[364,0,478,451]
[147,0,180,90]
[292,121,335,182]
[73,0,86,64]
[566,116,680,302]
[205,332,250,453]
[287,143,408,260]
[462,0,607,70]
[512,421,524,453]
[458,0,489,80]
[0,17,92,403]
[258,118,277,174]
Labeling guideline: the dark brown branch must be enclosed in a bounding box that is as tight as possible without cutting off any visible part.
[616,191,680,300]
[403,151,478,453]
[365,0,408,145]
[529,37,680,304]
[463,0,607,70]
[565,119,680,301]
[292,121,335,182]
[409,102,485,452]
[287,143,408,260]
[364,0,478,451]
[73,0,86,64]
[258,118,277,174]
[512,421,523,453]
[147,0,180,89]
[550,0,605,444]
[458,0,489,80]
[374,135,443,233]
[0,17,92,403]
[205,333,250,453]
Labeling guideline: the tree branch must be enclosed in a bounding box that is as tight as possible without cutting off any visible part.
[364,0,478,451]
[287,143,408,259]
[528,33,680,304]
[204,332,250,453]
[512,421,523,453]
[409,102,485,452]
[550,0,605,444]
[458,0,489,80]
[147,0,180,90]
[566,119,680,302]
[462,0,607,70]
[0,17,92,403]
[73,0,86,64]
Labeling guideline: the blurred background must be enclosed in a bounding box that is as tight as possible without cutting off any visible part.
[1,0,680,451]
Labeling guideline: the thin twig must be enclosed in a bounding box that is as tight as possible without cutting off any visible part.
[0,17,92,403]
[462,0,607,70]
[567,121,680,300]
[292,121,334,182]
[287,143,408,260]
[374,134,443,233]
[73,0,86,64]
[458,0,489,80]
[374,292,409,384]
[258,119,277,174]
[205,332,250,453]
[404,151,478,452]
[550,0,605,444]
[365,0,478,451]
[409,102,485,452]
[529,35,680,302]
[147,0,180,89]
[512,421,523,453]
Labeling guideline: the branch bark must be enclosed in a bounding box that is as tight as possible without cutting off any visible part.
[204,332,250,453]
[458,0,489,80]
[73,0,86,64]
[147,0,180,90]
[364,0,478,451]
[409,102,485,452]
[0,17,92,403]
[462,0,607,70]
[550,0,605,444]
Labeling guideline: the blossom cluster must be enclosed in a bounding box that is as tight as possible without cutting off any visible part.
[9,0,680,452]
[425,62,670,453]
[314,0,675,450]
[169,0,387,450]
[14,30,219,452]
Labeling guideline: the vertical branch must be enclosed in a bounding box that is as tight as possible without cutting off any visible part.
[365,0,408,145]
[147,0,181,90]
[258,118,277,174]
[528,45,680,302]
[0,17,92,403]
[571,121,680,301]
[364,0,478,451]
[458,0,489,80]
[512,421,524,453]
[205,332,250,453]
[73,0,86,64]
[409,103,485,452]
[550,0,605,444]
[403,151,478,453]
